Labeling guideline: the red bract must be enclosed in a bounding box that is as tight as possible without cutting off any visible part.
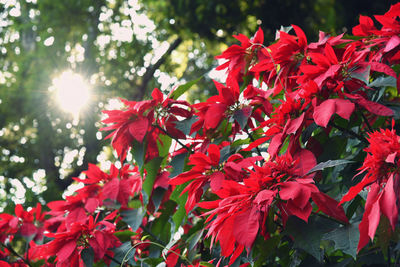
[102,88,192,161]
[340,126,400,251]
[37,215,120,266]
[0,203,45,243]
[199,150,347,264]
[170,143,263,213]
[216,27,265,84]
[252,25,308,95]
[101,100,153,161]
[47,163,141,233]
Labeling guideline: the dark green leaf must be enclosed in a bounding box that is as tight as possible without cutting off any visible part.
[121,207,146,232]
[110,242,135,267]
[132,140,145,171]
[114,230,137,242]
[285,216,337,261]
[188,229,204,251]
[307,159,354,174]
[323,222,360,259]
[199,262,216,267]
[157,133,172,158]
[377,216,392,259]
[345,195,362,219]
[81,247,94,267]
[170,184,188,230]
[350,65,370,84]
[219,145,231,163]
[368,76,396,88]
[152,187,166,212]
[170,76,203,100]
[172,198,187,231]
[174,116,198,136]
[169,152,188,178]
[142,157,163,205]
[301,122,318,143]
[233,108,250,129]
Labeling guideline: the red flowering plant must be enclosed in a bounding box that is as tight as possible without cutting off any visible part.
[4,3,400,266]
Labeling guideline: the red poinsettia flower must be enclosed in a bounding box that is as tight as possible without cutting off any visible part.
[37,214,120,266]
[102,88,193,161]
[0,203,45,243]
[101,100,153,161]
[199,150,347,264]
[252,25,308,95]
[169,143,263,213]
[216,27,265,84]
[340,125,400,251]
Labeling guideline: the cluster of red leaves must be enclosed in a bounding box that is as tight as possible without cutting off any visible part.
[340,125,400,251]
[1,3,400,266]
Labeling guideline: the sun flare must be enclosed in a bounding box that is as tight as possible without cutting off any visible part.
[52,70,91,117]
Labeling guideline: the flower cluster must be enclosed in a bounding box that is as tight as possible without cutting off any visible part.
[2,3,400,266]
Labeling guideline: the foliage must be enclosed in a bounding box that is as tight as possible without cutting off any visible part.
[3,2,400,267]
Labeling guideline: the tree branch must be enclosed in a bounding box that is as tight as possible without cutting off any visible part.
[134,37,183,100]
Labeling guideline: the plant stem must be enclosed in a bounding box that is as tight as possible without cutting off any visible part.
[120,241,191,267]
[329,122,368,144]
[153,124,192,153]
[360,111,373,132]
[312,211,348,226]
[105,253,123,265]
[1,243,32,267]
[243,126,263,158]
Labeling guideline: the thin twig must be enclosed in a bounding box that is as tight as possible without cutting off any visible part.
[244,126,263,157]
[312,211,348,226]
[250,42,286,93]
[105,253,123,265]
[1,243,32,267]
[360,111,373,133]
[153,124,192,153]
[329,122,368,144]
[120,241,191,267]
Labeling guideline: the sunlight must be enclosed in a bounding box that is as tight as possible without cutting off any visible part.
[52,70,91,118]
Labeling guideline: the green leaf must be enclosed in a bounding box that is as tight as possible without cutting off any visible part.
[81,247,94,267]
[350,65,370,84]
[219,145,231,163]
[151,200,175,242]
[174,116,198,136]
[377,216,392,259]
[152,187,166,212]
[307,159,354,174]
[345,195,362,219]
[285,216,337,261]
[233,108,251,129]
[301,122,318,143]
[132,140,145,171]
[199,262,216,267]
[114,230,137,242]
[323,222,360,259]
[172,197,187,231]
[368,76,396,88]
[157,133,172,158]
[121,207,146,232]
[170,76,203,100]
[169,152,188,178]
[188,229,204,251]
[111,242,135,267]
[142,156,163,205]
[170,184,188,231]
